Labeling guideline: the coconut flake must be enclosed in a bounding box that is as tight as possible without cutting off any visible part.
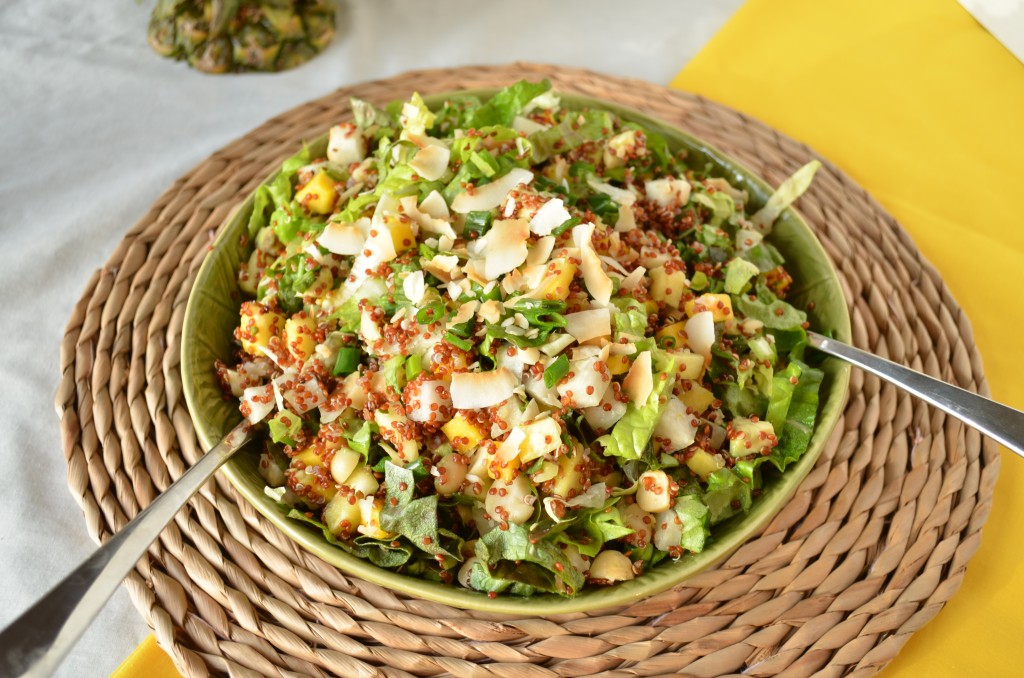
[483,218,530,280]
[318,222,366,256]
[450,368,518,409]
[409,144,450,181]
[495,426,526,463]
[685,311,715,358]
[449,300,479,328]
[420,190,450,220]
[619,266,646,291]
[572,223,612,306]
[624,350,653,406]
[403,271,426,305]
[653,398,698,452]
[565,308,611,343]
[422,254,461,282]
[586,176,636,206]
[529,198,571,236]
[478,299,502,324]
[525,236,556,267]
[399,195,456,240]
[451,168,533,213]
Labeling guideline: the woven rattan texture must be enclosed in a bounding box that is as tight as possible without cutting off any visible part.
[56,64,999,677]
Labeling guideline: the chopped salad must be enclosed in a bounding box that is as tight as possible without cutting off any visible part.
[218,80,824,597]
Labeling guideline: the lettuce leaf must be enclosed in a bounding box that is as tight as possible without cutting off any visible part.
[750,160,821,233]
[733,284,807,330]
[476,522,584,596]
[466,79,552,128]
[287,509,411,568]
[379,462,460,567]
[674,495,711,553]
[701,468,752,524]
[597,357,675,460]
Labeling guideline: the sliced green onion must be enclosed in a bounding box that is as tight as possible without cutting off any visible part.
[416,301,445,324]
[332,346,361,375]
[405,353,423,381]
[464,211,493,240]
[444,332,473,351]
[543,354,570,388]
[551,216,581,237]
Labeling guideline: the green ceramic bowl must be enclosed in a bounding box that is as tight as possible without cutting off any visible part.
[182,90,851,615]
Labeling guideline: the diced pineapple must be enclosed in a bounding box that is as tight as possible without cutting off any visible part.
[685,293,733,322]
[729,417,777,459]
[672,350,706,379]
[532,258,578,301]
[374,409,419,463]
[680,382,715,414]
[323,491,361,537]
[485,474,534,525]
[649,265,688,309]
[284,315,317,363]
[686,449,725,478]
[343,464,379,497]
[442,412,486,453]
[356,496,393,540]
[296,171,337,215]
[486,450,520,483]
[655,321,687,350]
[518,418,562,462]
[238,301,284,355]
[549,444,588,499]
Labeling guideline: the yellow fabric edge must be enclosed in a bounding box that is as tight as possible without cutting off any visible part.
[672,0,1024,676]
[111,634,180,678]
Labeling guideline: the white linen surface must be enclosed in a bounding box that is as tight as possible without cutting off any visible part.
[0,1,741,675]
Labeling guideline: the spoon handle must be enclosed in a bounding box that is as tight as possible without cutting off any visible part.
[808,331,1024,459]
[0,422,252,677]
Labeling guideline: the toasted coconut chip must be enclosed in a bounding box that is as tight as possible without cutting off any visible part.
[419,190,450,220]
[599,254,628,274]
[422,254,461,282]
[445,278,470,300]
[407,379,453,423]
[526,236,556,266]
[337,196,398,301]
[565,308,611,343]
[318,222,366,256]
[450,300,479,327]
[403,271,426,305]
[360,308,381,342]
[478,299,503,324]
[624,350,653,406]
[450,368,518,409]
[399,195,457,240]
[451,168,533,213]
[572,223,613,306]
[242,384,275,424]
[619,266,647,291]
[608,341,636,355]
[495,426,526,463]
[519,264,548,292]
[645,176,691,208]
[483,218,530,280]
[614,203,637,233]
[409,144,451,181]
[586,176,636,206]
[529,198,571,236]
[463,259,490,285]
[685,311,715,358]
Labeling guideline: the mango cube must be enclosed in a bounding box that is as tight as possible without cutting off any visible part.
[442,412,486,453]
[238,301,284,355]
[296,171,337,215]
[685,293,733,322]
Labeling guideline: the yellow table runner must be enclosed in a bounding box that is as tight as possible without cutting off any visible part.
[118,0,1023,674]
[672,0,1024,675]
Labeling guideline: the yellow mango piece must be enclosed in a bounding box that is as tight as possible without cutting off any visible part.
[388,217,416,253]
[442,412,486,453]
[239,301,284,355]
[607,353,631,376]
[284,315,317,362]
[686,450,724,479]
[680,381,715,414]
[685,293,733,322]
[655,321,687,350]
[649,266,688,309]
[487,452,521,483]
[533,258,578,301]
[295,171,338,215]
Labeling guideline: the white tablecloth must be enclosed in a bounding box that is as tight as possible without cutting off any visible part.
[0,1,742,675]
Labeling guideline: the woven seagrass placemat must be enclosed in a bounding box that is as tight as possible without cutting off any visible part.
[55,63,1000,677]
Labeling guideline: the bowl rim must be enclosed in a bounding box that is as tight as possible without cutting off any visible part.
[181,88,852,615]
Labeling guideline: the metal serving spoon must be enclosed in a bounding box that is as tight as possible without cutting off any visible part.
[2,334,1022,677]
